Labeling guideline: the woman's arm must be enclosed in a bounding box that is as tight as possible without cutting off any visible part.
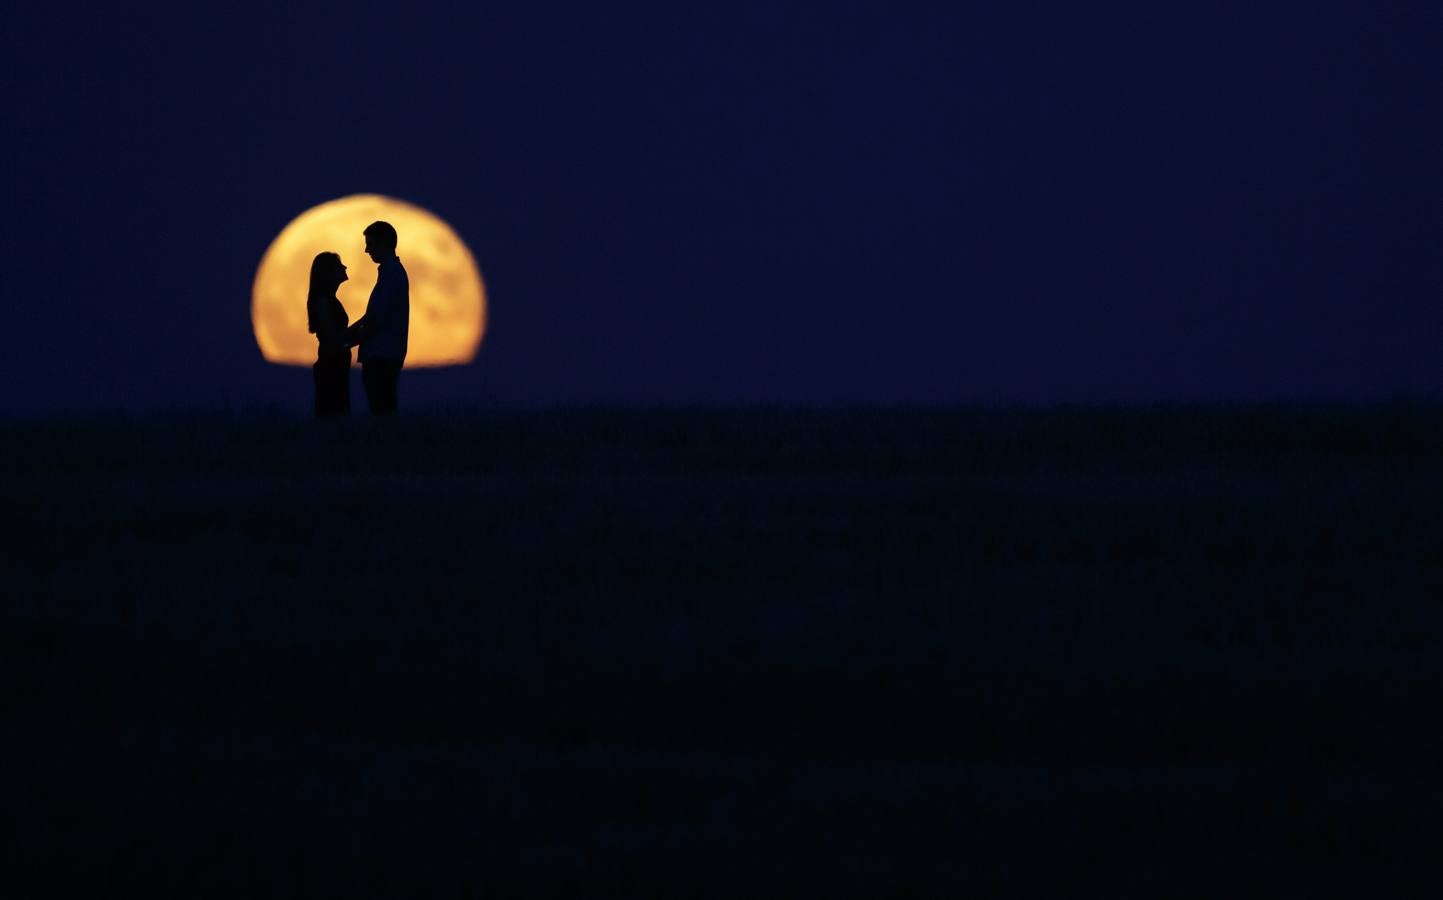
[314,301,347,347]
[344,317,365,347]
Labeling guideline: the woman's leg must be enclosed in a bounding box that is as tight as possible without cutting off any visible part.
[313,362,328,417]
[315,358,348,417]
[337,358,350,414]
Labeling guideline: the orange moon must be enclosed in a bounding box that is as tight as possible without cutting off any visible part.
[252,194,486,366]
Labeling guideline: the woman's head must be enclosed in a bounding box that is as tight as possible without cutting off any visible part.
[310,252,347,290]
[307,252,348,333]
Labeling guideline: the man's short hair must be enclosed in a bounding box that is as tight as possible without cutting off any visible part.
[364,220,398,251]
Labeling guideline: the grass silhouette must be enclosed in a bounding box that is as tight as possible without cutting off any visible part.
[5,407,1443,895]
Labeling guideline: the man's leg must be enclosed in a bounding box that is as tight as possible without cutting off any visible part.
[363,360,400,415]
[378,361,399,415]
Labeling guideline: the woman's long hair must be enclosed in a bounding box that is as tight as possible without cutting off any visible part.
[307,251,342,334]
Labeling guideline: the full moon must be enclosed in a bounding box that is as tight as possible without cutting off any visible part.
[252,194,486,366]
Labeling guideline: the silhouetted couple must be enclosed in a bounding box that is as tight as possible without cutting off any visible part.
[307,220,410,416]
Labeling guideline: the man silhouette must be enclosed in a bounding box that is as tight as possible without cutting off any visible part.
[346,221,409,415]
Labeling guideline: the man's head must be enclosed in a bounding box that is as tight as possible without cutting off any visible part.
[363,221,399,263]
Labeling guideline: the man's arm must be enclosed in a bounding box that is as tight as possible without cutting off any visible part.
[347,270,397,346]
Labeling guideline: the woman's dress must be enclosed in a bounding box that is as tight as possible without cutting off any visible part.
[312,297,350,417]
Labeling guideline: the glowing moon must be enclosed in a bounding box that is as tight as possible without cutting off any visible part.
[252,194,485,366]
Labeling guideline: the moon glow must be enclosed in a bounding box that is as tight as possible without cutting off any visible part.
[252,194,486,367]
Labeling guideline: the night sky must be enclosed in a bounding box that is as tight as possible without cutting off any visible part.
[7,1,1442,414]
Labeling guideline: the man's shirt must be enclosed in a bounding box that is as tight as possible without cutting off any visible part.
[356,256,410,364]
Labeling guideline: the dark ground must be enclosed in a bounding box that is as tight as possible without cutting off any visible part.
[5,407,1443,896]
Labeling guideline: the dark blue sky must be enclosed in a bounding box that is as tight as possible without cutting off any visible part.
[6,1,1442,413]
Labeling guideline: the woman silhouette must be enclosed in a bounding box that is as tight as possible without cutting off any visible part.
[307,251,352,416]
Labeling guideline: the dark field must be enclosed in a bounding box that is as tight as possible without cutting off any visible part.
[6,407,1443,895]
